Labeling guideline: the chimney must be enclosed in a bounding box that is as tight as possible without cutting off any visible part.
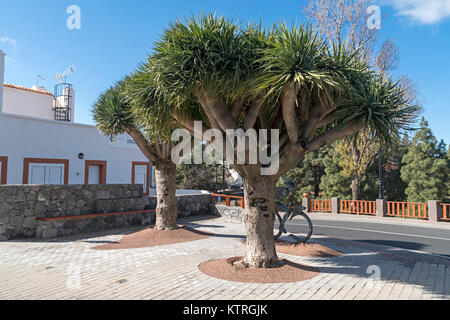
[0,50,5,113]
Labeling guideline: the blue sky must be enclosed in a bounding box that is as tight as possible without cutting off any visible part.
[1,0,449,144]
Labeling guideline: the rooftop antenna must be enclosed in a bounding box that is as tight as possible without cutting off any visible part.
[55,64,76,83]
[36,75,45,86]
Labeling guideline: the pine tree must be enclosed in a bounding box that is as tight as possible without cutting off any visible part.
[279,147,328,201]
[380,133,410,201]
[335,129,380,200]
[320,144,352,199]
[447,146,450,202]
[401,118,448,202]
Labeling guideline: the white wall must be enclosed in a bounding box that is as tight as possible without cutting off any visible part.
[0,112,155,187]
[3,86,55,120]
[0,50,5,113]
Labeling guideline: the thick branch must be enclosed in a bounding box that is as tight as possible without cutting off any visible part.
[125,127,160,163]
[243,95,263,130]
[196,88,237,131]
[276,119,365,179]
[195,89,221,130]
[230,99,244,121]
[172,111,206,140]
[172,110,195,132]
[204,95,238,131]
[273,107,284,129]
[258,107,269,129]
[281,84,300,143]
[305,120,365,154]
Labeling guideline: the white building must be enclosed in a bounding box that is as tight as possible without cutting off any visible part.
[0,50,156,195]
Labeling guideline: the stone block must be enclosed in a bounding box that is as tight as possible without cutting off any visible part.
[331,197,340,214]
[23,217,37,229]
[376,199,386,217]
[428,200,442,222]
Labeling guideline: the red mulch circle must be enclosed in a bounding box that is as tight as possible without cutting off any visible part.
[198,257,320,283]
[92,225,213,250]
[241,240,342,257]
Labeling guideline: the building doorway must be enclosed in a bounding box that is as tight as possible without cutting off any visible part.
[0,156,8,184]
[132,162,150,196]
[85,160,107,184]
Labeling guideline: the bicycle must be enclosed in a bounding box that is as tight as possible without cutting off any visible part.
[274,181,313,243]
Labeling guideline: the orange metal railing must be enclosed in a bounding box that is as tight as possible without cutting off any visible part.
[441,203,450,221]
[310,199,331,213]
[211,194,245,209]
[210,194,447,222]
[340,200,376,215]
[386,201,428,219]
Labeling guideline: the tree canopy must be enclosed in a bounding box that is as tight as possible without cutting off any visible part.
[126,14,419,268]
[401,118,448,202]
[133,15,418,175]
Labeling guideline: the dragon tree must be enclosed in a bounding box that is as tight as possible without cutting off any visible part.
[93,79,181,230]
[133,15,418,267]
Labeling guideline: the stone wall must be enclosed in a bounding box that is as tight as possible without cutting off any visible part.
[213,204,245,222]
[176,194,214,217]
[0,184,214,240]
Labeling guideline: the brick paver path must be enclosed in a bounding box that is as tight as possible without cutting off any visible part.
[0,216,449,300]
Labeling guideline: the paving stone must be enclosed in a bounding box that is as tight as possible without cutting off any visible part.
[0,216,448,300]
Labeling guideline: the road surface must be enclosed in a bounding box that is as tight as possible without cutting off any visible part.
[283,215,450,258]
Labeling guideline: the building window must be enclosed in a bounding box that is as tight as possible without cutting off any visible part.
[84,160,107,184]
[0,156,8,184]
[132,162,150,196]
[23,158,69,185]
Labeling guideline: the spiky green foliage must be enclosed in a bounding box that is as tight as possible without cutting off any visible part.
[151,14,251,104]
[124,67,178,142]
[401,118,448,202]
[92,80,136,136]
[334,77,419,145]
[255,23,333,95]
[146,15,417,145]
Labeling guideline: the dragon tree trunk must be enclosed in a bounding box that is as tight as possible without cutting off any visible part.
[154,160,178,230]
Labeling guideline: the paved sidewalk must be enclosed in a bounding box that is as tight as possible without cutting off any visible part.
[0,215,449,300]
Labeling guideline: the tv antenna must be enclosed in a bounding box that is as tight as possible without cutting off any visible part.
[55,64,76,83]
[36,75,45,86]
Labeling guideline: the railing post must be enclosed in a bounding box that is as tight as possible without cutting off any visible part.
[376,199,386,218]
[226,196,230,206]
[302,197,310,213]
[331,197,340,214]
[428,200,442,222]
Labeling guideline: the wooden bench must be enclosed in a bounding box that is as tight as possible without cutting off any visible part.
[36,209,156,222]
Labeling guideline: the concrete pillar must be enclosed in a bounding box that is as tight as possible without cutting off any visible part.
[331,197,340,214]
[428,200,442,222]
[302,197,310,213]
[376,199,386,217]
[0,50,5,113]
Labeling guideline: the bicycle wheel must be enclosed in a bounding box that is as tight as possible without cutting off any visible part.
[285,211,313,243]
[273,209,285,240]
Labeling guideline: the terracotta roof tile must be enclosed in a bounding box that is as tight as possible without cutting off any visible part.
[3,83,54,96]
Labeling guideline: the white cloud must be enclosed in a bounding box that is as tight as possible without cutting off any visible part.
[382,0,450,24]
[0,36,18,63]
[0,36,17,49]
